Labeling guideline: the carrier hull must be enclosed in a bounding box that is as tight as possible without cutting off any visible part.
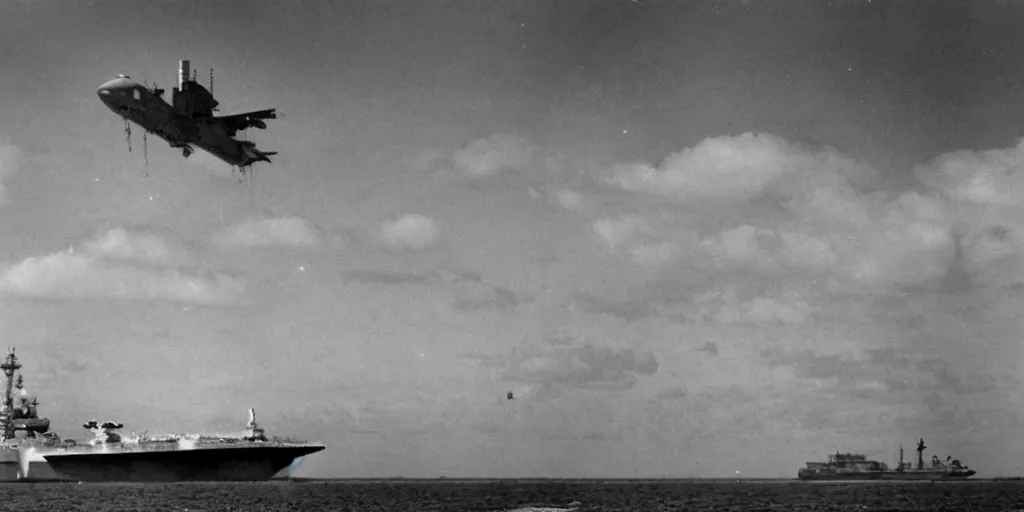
[40,444,324,482]
[0,445,73,481]
[0,348,326,482]
[0,448,19,481]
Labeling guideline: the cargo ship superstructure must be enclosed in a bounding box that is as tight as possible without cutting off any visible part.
[798,438,976,480]
[0,347,325,481]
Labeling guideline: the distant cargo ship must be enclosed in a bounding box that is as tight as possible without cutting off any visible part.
[0,348,325,481]
[798,438,976,480]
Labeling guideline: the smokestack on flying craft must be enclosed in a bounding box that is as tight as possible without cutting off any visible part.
[178,60,190,89]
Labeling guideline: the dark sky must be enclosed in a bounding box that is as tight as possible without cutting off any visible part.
[6,1,1023,168]
[1,0,1023,478]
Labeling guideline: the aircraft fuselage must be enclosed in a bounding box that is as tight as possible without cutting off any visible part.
[96,76,272,168]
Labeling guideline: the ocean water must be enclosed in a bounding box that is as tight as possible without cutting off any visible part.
[0,480,1022,511]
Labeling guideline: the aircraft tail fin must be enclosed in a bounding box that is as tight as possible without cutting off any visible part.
[255,150,276,164]
[239,140,277,165]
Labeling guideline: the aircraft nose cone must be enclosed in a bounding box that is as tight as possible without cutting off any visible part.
[97,82,118,109]
[96,77,134,111]
[97,79,118,97]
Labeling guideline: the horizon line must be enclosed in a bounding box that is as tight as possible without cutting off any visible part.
[278,476,1009,482]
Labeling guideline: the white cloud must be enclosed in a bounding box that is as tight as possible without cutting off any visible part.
[607,132,881,204]
[913,137,1024,288]
[451,134,537,177]
[597,133,962,290]
[695,204,956,288]
[912,139,1024,207]
[607,133,811,201]
[0,141,21,206]
[554,189,586,211]
[592,214,699,266]
[381,214,440,250]
[83,227,179,263]
[0,252,243,305]
[564,135,1024,462]
[213,216,322,249]
[0,228,244,305]
[572,135,1024,436]
[592,216,652,251]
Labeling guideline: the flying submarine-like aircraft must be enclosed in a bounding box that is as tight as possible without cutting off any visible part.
[96,60,277,173]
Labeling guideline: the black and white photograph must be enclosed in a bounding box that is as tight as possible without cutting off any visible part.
[2,0,1024,510]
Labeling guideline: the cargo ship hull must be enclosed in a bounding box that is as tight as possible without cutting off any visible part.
[798,470,977,481]
[798,438,975,481]
[40,445,324,482]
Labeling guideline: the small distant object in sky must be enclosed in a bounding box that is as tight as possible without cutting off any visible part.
[96,59,278,182]
[507,391,515,400]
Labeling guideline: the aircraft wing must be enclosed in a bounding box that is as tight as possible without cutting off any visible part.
[216,108,277,135]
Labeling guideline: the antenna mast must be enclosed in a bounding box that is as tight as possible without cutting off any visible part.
[0,349,21,441]
[210,68,214,95]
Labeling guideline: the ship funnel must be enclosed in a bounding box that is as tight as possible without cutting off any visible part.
[178,60,190,89]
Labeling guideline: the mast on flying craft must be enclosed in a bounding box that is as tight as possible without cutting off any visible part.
[171,60,219,119]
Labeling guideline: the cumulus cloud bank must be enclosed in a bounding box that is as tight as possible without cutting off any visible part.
[0,228,244,305]
[913,138,1024,289]
[591,214,698,266]
[213,216,323,249]
[380,214,440,250]
[84,227,192,264]
[607,132,879,202]
[913,140,1024,207]
[598,132,965,292]
[566,132,1024,455]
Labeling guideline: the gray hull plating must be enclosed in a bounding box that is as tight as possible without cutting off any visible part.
[41,445,324,482]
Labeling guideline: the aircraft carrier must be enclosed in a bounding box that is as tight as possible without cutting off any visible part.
[0,348,325,481]
[797,438,976,480]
